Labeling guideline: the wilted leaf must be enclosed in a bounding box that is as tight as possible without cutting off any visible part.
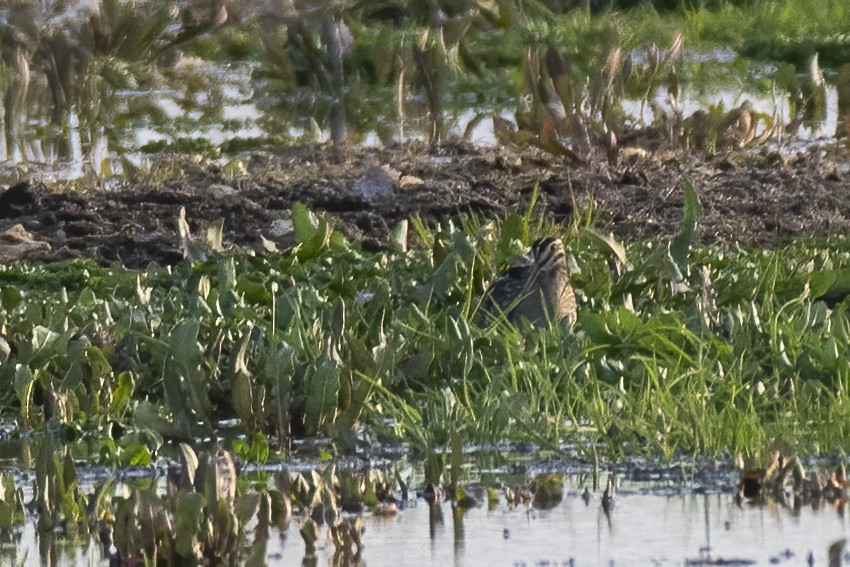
[531,474,564,509]
[206,219,225,252]
[0,337,10,364]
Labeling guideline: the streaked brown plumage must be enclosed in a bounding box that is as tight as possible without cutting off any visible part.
[483,236,577,326]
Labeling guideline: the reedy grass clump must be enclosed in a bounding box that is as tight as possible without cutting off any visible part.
[2,194,850,464]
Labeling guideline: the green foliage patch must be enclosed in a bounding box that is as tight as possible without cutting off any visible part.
[2,195,850,463]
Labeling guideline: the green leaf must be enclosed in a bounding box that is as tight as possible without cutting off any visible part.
[297,220,333,262]
[670,181,702,278]
[85,344,112,379]
[110,371,135,414]
[429,254,460,299]
[233,433,270,463]
[581,227,627,265]
[119,439,152,467]
[292,202,320,244]
[391,220,408,252]
[170,320,201,371]
[232,370,255,431]
[31,326,62,358]
[174,492,205,558]
[135,401,188,439]
[304,357,341,435]
[578,311,613,344]
[14,366,35,426]
[237,279,271,305]
[0,287,23,309]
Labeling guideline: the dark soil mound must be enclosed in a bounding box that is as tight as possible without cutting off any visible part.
[1,142,849,267]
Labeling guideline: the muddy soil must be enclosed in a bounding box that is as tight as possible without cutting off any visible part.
[1,142,849,267]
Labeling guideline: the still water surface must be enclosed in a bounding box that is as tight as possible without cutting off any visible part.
[275,493,847,566]
[14,488,845,566]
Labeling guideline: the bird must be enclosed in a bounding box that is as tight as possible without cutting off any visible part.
[483,236,577,326]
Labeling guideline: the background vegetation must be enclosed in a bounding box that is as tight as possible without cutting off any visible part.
[0,0,848,173]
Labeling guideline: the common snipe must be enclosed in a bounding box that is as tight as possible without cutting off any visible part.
[483,236,577,326]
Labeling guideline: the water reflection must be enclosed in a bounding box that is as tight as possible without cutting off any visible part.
[264,491,848,566]
[0,36,846,185]
[8,475,850,566]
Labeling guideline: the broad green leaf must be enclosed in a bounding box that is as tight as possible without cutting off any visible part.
[430,254,460,299]
[85,344,112,379]
[304,358,341,435]
[237,279,271,305]
[297,220,333,261]
[577,311,612,344]
[170,320,201,370]
[119,440,152,467]
[0,287,22,309]
[135,401,187,439]
[292,202,319,244]
[174,492,205,558]
[31,326,62,358]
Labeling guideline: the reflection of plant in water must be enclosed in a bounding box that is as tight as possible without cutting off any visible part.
[254,2,355,144]
[0,0,227,163]
[255,0,520,145]
[495,33,684,162]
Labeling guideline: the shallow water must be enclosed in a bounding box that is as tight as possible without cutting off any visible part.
[270,494,847,566]
[12,483,849,566]
[0,47,842,185]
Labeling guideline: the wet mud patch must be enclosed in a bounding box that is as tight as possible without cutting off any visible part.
[1,142,849,267]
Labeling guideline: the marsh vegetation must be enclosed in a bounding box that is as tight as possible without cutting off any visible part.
[1,0,850,564]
